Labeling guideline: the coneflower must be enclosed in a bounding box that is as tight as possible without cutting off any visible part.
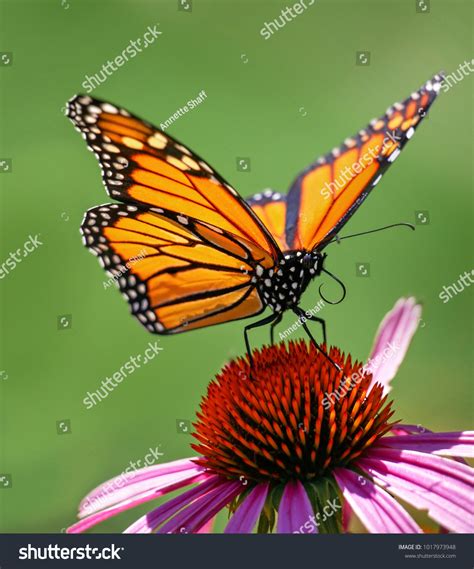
[68,298,473,534]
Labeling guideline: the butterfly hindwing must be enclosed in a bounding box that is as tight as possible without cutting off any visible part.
[285,73,444,251]
[246,189,290,252]
[81,203,269,333]
[67,95,281,262]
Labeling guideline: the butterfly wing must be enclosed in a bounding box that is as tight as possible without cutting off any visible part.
[81,203,272,333]
[284,73,444,251]
[246,189,290,252]
[67,95,281,261]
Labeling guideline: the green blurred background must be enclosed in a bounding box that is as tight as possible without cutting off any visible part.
[0,0,472,533]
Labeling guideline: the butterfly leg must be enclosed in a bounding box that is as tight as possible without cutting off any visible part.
[244,312,279,370]
[293,308,341,372]
[299,311,327,345]
[270,312,283,345]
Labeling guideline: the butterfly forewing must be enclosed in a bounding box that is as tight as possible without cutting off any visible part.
[285,73,444,251]
[67,95,281,261]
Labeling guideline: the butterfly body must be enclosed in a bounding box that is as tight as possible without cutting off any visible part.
[255,250,325,313]
[67,73,443,353]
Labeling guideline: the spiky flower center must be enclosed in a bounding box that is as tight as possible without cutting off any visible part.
[192,341,395,483]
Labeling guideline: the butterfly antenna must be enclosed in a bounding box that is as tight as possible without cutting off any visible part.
[326,222,415,246]
[319,268,347,305]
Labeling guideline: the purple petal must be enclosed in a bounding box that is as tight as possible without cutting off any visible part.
[367,297,421,393]
[158,479,241,534]
[359,449,474,532]
[368,447,473,487]
[381,431,474,457]
[357,459,472,533]
[225,484,269,534]
[277,480,317,534]
[68,471,208,533]
[79,457,202,516]
[124,475,222,534]
[334,468,421,533]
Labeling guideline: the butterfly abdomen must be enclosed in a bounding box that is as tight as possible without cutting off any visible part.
[256,251,324,312]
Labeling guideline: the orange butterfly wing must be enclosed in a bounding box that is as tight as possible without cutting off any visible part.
[81,204,269,333]
[284,73,444,251]
[67,95,281,261]
[246,190,290,251]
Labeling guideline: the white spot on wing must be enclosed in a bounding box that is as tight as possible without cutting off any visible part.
[372,174,382,186]
[102,103,118,114]
[388,148,401,163]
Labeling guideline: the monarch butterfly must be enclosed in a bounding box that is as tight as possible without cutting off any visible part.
[67,73,443,363]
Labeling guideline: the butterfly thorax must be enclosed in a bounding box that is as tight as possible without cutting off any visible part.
[256,251,325,313]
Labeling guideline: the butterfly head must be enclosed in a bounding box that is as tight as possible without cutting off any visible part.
[303,251,325,271]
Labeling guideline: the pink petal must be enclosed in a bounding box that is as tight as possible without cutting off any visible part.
[342,500,353,532]
[381,431,474,457]
[334,468,421,533]
[368,447,473,487]
[124,475,221,534]
[158,479,241,534]
[225,483,269,534]
[197,516,215,534]
[390,424,430,436]
[358,454,474,533]
[68,470,208,533]
[79,457,201,516]
[367,297,421,393]
[277,480,317,534]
